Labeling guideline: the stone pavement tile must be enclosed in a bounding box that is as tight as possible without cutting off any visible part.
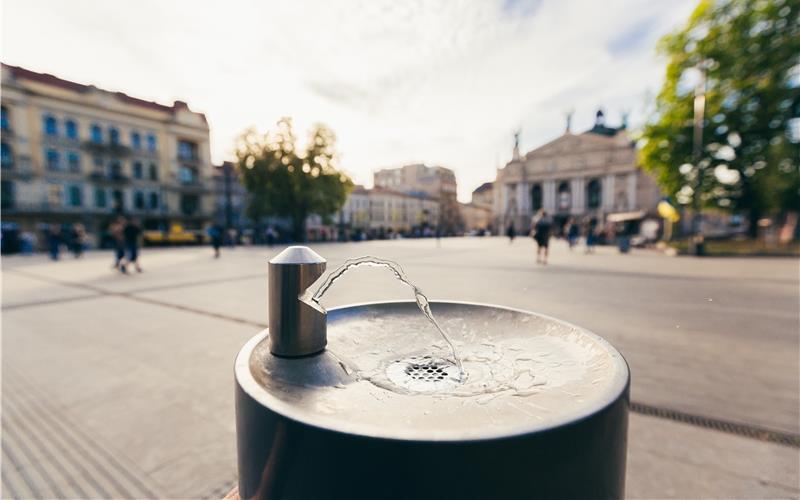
[2,295,256,499]
[627,413,800,498]
[2,271,99,308]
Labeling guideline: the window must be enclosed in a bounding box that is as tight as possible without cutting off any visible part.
[586,179,602,209]
[149,192,159,210]
[68,185,82,207]
[91,124,103,143]
[93,155,104,169]
[179,165,197,184]
[45,149,60,170]
[112,190,124,211]
[148,163,158,180]
[133,161,143,179]
[95,187,107,208]
[134,190,145,210]
[109,127,120,145]
[43,115,58,136]
[177,140,197,160]
[109,160,123,179]
[180,194,199,215]
[530,184,542,211]
[1,180,14,209]
[1,142,12,168]
[147,134,157,152]
[67,151,81,172]
[1,106,8,131]
[47,184,63,206]
[130,132,141,150]
[557,181,571,211]
[65,120,78,140]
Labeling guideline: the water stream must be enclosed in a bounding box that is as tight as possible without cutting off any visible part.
[300,256,464,378]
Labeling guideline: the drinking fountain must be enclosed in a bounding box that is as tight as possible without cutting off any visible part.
[235,246,630,499]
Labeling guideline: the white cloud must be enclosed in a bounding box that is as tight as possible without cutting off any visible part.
[1,0,696,201]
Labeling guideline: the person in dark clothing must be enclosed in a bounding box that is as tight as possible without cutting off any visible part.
[566,217,580,250]
[506,223,516,243]
[122,217,142,273]
[109,217,126,270]
[209,224,223,258]
[46,225,61,261]
[533,210,552,265]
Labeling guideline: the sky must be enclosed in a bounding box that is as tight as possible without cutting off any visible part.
[2,0,697,202]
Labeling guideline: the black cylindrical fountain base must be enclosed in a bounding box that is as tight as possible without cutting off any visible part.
[236,379,629,499]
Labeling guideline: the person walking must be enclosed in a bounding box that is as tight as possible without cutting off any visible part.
[46,224,61,261]
[532,210,552,265]
[109,217,126,270]
[71,223,87,258]
[566,218,580,250]
[506,223,516,243]
[585,219,597,254]
[122,217,142,273]
[209,224,223,258]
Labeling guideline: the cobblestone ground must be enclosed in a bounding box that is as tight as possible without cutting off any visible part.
[2,238,798,498]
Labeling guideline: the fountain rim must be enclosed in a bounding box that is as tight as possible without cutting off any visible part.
[235,299,630,443]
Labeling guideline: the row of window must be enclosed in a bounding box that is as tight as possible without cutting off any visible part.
[43,183,161,210]
[42,148,160,180]
[525,179,604,211]
[41,114,158,151]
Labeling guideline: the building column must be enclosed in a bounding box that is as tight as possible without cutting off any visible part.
[517,182,528,215]
[543,180,556,212]
[603,174,615,210]
[571,177,584,215]
[627,172,637,211]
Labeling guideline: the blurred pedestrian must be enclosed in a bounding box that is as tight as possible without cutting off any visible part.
[123,217,142,273]
[266,226,276,247]
[71,223,87,258]
[506,223,516,243]
[585,220,597,254]
[566,217,579,250]
[209,224,223,258]
[109,217,126,270]
[46,224,61,261]
[20,230,36,255]
[532,210,552,265]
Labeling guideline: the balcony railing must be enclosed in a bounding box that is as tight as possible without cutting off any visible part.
[88,171,130,183]
[81,141,132,158]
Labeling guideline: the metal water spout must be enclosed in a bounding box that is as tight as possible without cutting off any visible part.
[267,246,326,357]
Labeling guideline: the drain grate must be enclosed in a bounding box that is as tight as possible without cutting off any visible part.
[630,402,800,448]
[386,356,461,392]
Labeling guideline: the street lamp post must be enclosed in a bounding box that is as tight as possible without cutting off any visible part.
[690,63,708,255]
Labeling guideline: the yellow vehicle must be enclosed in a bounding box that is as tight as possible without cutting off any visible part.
[143,224,207,246]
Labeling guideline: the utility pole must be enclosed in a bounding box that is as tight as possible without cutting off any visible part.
[222,161,234,233]
[691,63,708,255]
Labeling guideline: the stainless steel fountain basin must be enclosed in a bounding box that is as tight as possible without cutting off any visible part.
[235,301,630,499]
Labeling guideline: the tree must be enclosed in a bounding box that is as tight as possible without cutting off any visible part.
[235,118,353,241]
[640,0,800,237]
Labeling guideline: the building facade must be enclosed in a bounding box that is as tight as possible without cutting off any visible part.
[212,161,248,229]
[337,185,440,237]
[493,110,661,234]
[373,163,461,234]
[0,64,213,249]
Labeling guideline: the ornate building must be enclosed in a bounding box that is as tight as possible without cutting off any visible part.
[0,64,212,249]
[493,110,661,234]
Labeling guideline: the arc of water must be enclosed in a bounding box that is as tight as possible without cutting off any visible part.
[299,256,463,376]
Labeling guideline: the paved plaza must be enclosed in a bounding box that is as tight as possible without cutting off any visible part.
[2,237,798,498]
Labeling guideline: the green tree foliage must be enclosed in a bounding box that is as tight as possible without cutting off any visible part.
[235,118,353,241]
[640,0,800,236]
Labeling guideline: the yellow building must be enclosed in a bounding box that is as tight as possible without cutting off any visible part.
[0,64,213,249]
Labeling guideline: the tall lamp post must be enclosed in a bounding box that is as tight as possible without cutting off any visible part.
[690,62,709,255]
